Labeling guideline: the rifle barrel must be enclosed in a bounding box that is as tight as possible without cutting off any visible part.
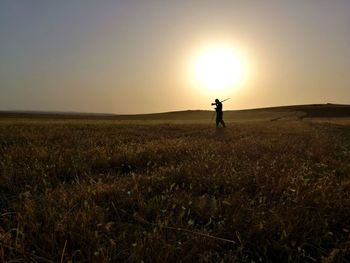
[220,98,230,103]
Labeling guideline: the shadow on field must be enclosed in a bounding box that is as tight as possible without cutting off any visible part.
[214,127,226,139]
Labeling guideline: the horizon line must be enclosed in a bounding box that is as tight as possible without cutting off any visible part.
[0,102,349,116]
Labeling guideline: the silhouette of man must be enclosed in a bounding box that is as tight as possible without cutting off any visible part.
[212,99,226,127]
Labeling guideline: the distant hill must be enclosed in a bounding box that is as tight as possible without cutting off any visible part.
[1,104,349,122]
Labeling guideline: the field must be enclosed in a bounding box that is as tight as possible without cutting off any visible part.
[1,110,350,262]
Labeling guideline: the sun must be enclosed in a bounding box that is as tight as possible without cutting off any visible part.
[191,44,246,93]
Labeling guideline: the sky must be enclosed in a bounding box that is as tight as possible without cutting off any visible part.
[1,0,349,114]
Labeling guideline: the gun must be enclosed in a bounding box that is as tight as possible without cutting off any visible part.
[211,98,230,105]
[220,98,230,103]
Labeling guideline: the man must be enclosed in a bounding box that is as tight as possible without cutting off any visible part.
[211,99,226,128]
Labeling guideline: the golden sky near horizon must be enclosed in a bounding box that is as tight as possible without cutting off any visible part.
[1,1,349,114]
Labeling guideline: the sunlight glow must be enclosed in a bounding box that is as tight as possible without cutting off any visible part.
[191,44,247,93]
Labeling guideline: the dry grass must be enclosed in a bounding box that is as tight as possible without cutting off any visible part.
[0,120,349,262]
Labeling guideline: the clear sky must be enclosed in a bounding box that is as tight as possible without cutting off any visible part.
[1,0,349,114]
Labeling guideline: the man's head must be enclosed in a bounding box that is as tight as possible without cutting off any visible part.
[215,99,219,103]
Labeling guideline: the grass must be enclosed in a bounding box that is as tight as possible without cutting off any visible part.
[0,119,349,262]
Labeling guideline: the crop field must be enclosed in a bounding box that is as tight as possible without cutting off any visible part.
[0,118,350,262]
